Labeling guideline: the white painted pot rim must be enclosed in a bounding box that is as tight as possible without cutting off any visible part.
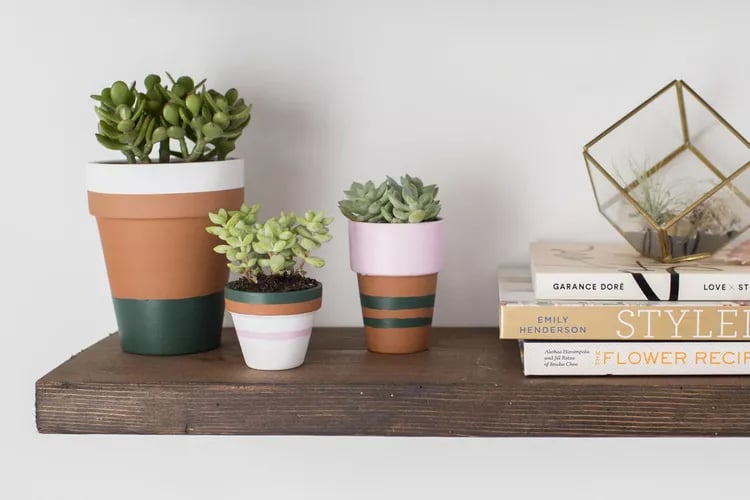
[86,158,244,195]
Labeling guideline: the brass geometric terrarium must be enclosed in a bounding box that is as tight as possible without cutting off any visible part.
[584,80,750,262]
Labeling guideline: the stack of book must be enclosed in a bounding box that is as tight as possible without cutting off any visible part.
[499,241,750,375]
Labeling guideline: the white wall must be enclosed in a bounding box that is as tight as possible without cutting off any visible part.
[4,1,750,498]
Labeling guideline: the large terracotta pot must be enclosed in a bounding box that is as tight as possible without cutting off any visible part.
[347,220,445,354]
[225,283,323,370]
[87,159,245,355]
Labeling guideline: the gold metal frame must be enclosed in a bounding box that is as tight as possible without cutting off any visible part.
[583,80,750,263]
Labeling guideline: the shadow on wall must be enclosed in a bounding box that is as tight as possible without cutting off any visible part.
[233,89,329,214]
[432,158,523,327]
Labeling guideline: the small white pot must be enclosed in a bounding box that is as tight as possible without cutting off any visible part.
[230,311,315,370]
[224,283,323,370]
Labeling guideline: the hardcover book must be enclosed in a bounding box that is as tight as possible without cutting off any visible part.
[530,241,750,301]
[520,341,750,376]
[498,268,750,341]
[501,301,750,341]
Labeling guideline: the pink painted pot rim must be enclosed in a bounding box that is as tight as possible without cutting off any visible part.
[347,218,444,226]
[347,218,445,276]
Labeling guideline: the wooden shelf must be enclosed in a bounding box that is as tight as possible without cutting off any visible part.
[35,327,750,436]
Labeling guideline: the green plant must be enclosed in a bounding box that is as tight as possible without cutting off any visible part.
[338,174,441,223]
[616,160,683,226]
[630,173,679,226]
[91,73,251,163]
[206,203,333,281]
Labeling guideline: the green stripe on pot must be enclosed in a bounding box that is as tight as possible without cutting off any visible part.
[359,294,435,310]
[225,283,322,304]
[362,317,433,328]
[113,291,224,355]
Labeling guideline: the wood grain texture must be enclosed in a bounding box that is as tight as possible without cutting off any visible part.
[35,328,750,436]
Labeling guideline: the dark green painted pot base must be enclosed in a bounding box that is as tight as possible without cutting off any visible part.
[113,291,225,355]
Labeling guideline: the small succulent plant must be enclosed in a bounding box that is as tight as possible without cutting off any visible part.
[338,174,441,223]
[92,73,251,163]
[206,203,333,281]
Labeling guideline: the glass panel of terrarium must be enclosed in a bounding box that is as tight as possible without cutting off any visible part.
[716,165,750,237]
[666,182,750,260]
[720,162,750,204]
[634,148,723,221]
[587,84,684,190]
[683,86,750,177]
[586,154,641,238]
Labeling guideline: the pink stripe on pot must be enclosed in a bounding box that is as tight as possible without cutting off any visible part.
[348,219,445,276]
[236,329,311,341]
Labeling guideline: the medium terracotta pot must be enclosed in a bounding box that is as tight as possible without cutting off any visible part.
[347,219,445,354]
[87,159,245,355]
[225,283,322,370]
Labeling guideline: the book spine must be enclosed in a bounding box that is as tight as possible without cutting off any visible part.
[533,272,750,301]
[500,302,750,340]
[521,341,750,375]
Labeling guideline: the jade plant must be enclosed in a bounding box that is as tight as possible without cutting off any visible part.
[338,174,441,223]
[91,73,251,163]
[206,203,333,292]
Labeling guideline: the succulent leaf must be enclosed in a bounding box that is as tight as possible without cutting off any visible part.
[202,122,223,141]
[226,88,239,105]
[176,76,194,92]
[300,238,318,251]
[408,210,426,223]
[306,256,325,268]
[166,126,185,139]
[98,120,119,138]
[151,126,168,143]
[95,133,129,151]
[269,254,285,273]
[144,74,161,89]
[186,94,202,116]
[110,81,131,106]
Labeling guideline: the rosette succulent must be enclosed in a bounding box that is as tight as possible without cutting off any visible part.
[338,174,441,223]
[206,203,333,281]
[92,72,251,163]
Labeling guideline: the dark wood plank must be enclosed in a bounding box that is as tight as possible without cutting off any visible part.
[35,327,750,436]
